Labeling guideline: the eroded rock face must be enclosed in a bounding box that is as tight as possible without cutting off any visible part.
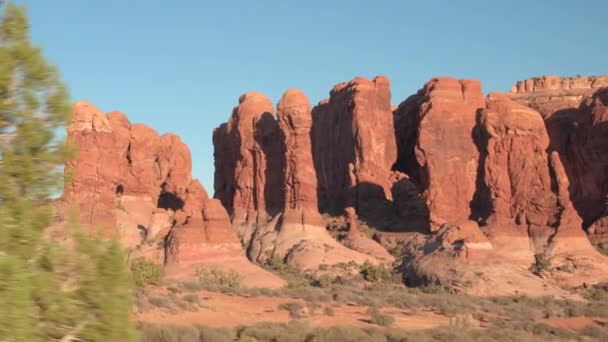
[277,89,318,210]
[311,76,397,214]
[393,77,484,229]
[63,101,283,288]
[213,92,284,222]
[164,199,286,288]
[214,87,388,269]
[63,101,205,238]
[509,76,608,226]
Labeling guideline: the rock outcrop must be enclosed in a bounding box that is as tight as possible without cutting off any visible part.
[311,76,397,214]
[393,77,484,229]
[63,101,205,238]
[213,92,284,222]
[63,101,285,288]
[509,76,608,227]
[475,95,587,258]
[214,85,390,269]
[400,82,608,294]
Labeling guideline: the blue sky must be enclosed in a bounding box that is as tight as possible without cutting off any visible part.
[19,0,607,191]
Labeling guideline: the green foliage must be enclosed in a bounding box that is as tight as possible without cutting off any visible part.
[262,255,310,288]
[0,2,138,340]
[359,260,393,283]
[131,257,162,287]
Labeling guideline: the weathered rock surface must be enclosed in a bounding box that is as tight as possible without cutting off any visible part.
[393,77,484,229]
[277,88,318,211]
[341,208,395,263]
[213,92,284,222]
[165,199,285,288]
[399,81,608,295]
[63,101,205,235]
[63,101,284,288]
[474,94,606,286]
[311,76,397,214]
[214,88,388,269]
[509,76,608,227]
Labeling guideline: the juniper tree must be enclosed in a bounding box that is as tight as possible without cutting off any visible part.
[0,2,138,341]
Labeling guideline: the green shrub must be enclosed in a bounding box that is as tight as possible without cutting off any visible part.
[196,266,242,288]
[311,273,333,288]
[359,260,392,283]
[131,257,163,287]
[262,255,310,288]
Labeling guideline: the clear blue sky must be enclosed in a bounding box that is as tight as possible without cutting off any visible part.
[18,0,607,191]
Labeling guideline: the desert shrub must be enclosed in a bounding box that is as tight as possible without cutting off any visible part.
[366,306,395,327]
[388,243,406,259]
[195,266,242,288]
[167,286,182,294]
[236,321,312,342]
[149,296,174,311]
[279,302,305,319]
[182,294,200,305]
[139,324,199,342]
[360,261,393,283]
[306,301,321,315]
[583,282,608,302]
[180,280,205,292]
[308,326,387,342]
[131,257,163,287]
[263,255,310,288]
[324,306,335,316]
[449,313,474,329]
[196,325,235,342]
[311,273,334,288]
[580,324,608,340]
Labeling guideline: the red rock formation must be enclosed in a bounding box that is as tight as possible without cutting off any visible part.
[509,77,608,226]
[393,77,484,229]
[475,94,605,270]
[63,100,205,237]
[213,92,284,222]
[341,208,395,263]
[213,88,389,269]
[277,89,317,210]
[311,76,397,214]
[64,100,284,288]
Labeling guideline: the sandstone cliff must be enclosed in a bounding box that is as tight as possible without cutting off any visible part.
[62,101,284,288]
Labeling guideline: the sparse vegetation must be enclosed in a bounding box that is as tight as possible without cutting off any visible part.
[359,260,393,283]
[366,306,395,326]
[141,316,608,342]
[182,294,200,305]
[195,266,242,288]
[131,257,163,287]
[278,302,305,319]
